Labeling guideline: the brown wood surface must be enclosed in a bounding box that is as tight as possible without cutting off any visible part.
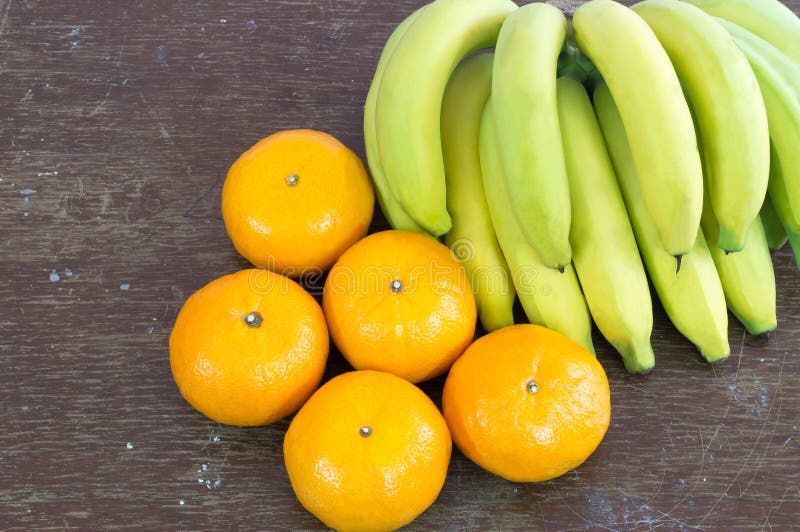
[1,0,799,529]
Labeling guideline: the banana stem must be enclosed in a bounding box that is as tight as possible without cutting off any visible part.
[556,43,602,89]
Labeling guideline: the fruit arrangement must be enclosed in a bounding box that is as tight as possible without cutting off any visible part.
[368,0,800,374]
[167,0,800,529]
[170,122,610,529]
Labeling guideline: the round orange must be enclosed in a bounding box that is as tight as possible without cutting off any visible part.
[169,269,329,426]
[283,370,451,531]
[442,324,610,482]
[222,129,374,277]
[323,230,477,383]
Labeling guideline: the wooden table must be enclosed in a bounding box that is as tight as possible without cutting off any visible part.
[2,0,798,529]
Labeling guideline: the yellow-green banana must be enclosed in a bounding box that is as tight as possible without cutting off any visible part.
[573,0,703,260]
[682,0,800,67]
[556,77,654,374]
[441,54,514,332]
[706,219,777,336]
[364,9,428,234]
[480,99,594,354]
[761,195,789,252]
[633,0,769,253]
[491,3,572,270]
[700,179,776,336]
[717,19,800,235]
[375,0,517,236]
[594,82,729,363]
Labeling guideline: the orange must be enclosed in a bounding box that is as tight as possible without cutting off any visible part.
[442,324,610,482]
[283,370,451,531]
[169,269,328,426]
[222,129,374,277]
[323,230,477,383]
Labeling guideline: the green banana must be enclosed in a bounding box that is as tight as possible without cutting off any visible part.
[364,9,428,234]
[573,0,703,260]
[594,82,729,364]
[682,0,800,67]
[441,54,515,332]
[480,99,595,354]
[698,173,776,335]
[632,0,769,253]
[556,77,654,374]
[717,19,800,235]
[704,215,777,336]
[761,170,789,252]
[375,0,517,236]
[491,3,572,270]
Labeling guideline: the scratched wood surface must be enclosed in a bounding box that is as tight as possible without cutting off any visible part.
[1,0,799,529]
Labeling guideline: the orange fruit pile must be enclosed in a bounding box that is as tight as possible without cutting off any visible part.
[169,128,612,530]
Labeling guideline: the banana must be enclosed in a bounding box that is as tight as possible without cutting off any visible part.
[682,0,800,67]
[594,82,729,363]
[441,54,515,332]
[556,77,654,374]
[632,0,769,253]
[761,172,789,252]
[716,19,800,235]
[480,99,595,354]
[364,9,428,234]
[699,178,776,336]
[491,3,572,270]
[705,217,777,336]
[572,0,703,260]
[375,0,517,236]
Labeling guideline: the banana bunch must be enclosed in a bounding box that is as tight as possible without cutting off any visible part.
[365,0,800,374]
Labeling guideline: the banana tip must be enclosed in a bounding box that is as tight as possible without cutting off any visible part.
[703,351,731,365]
[674,255,683,274]
[745,332,771,346]
[628,366,654,376]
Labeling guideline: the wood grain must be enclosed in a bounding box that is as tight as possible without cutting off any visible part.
[1,0,799,529]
